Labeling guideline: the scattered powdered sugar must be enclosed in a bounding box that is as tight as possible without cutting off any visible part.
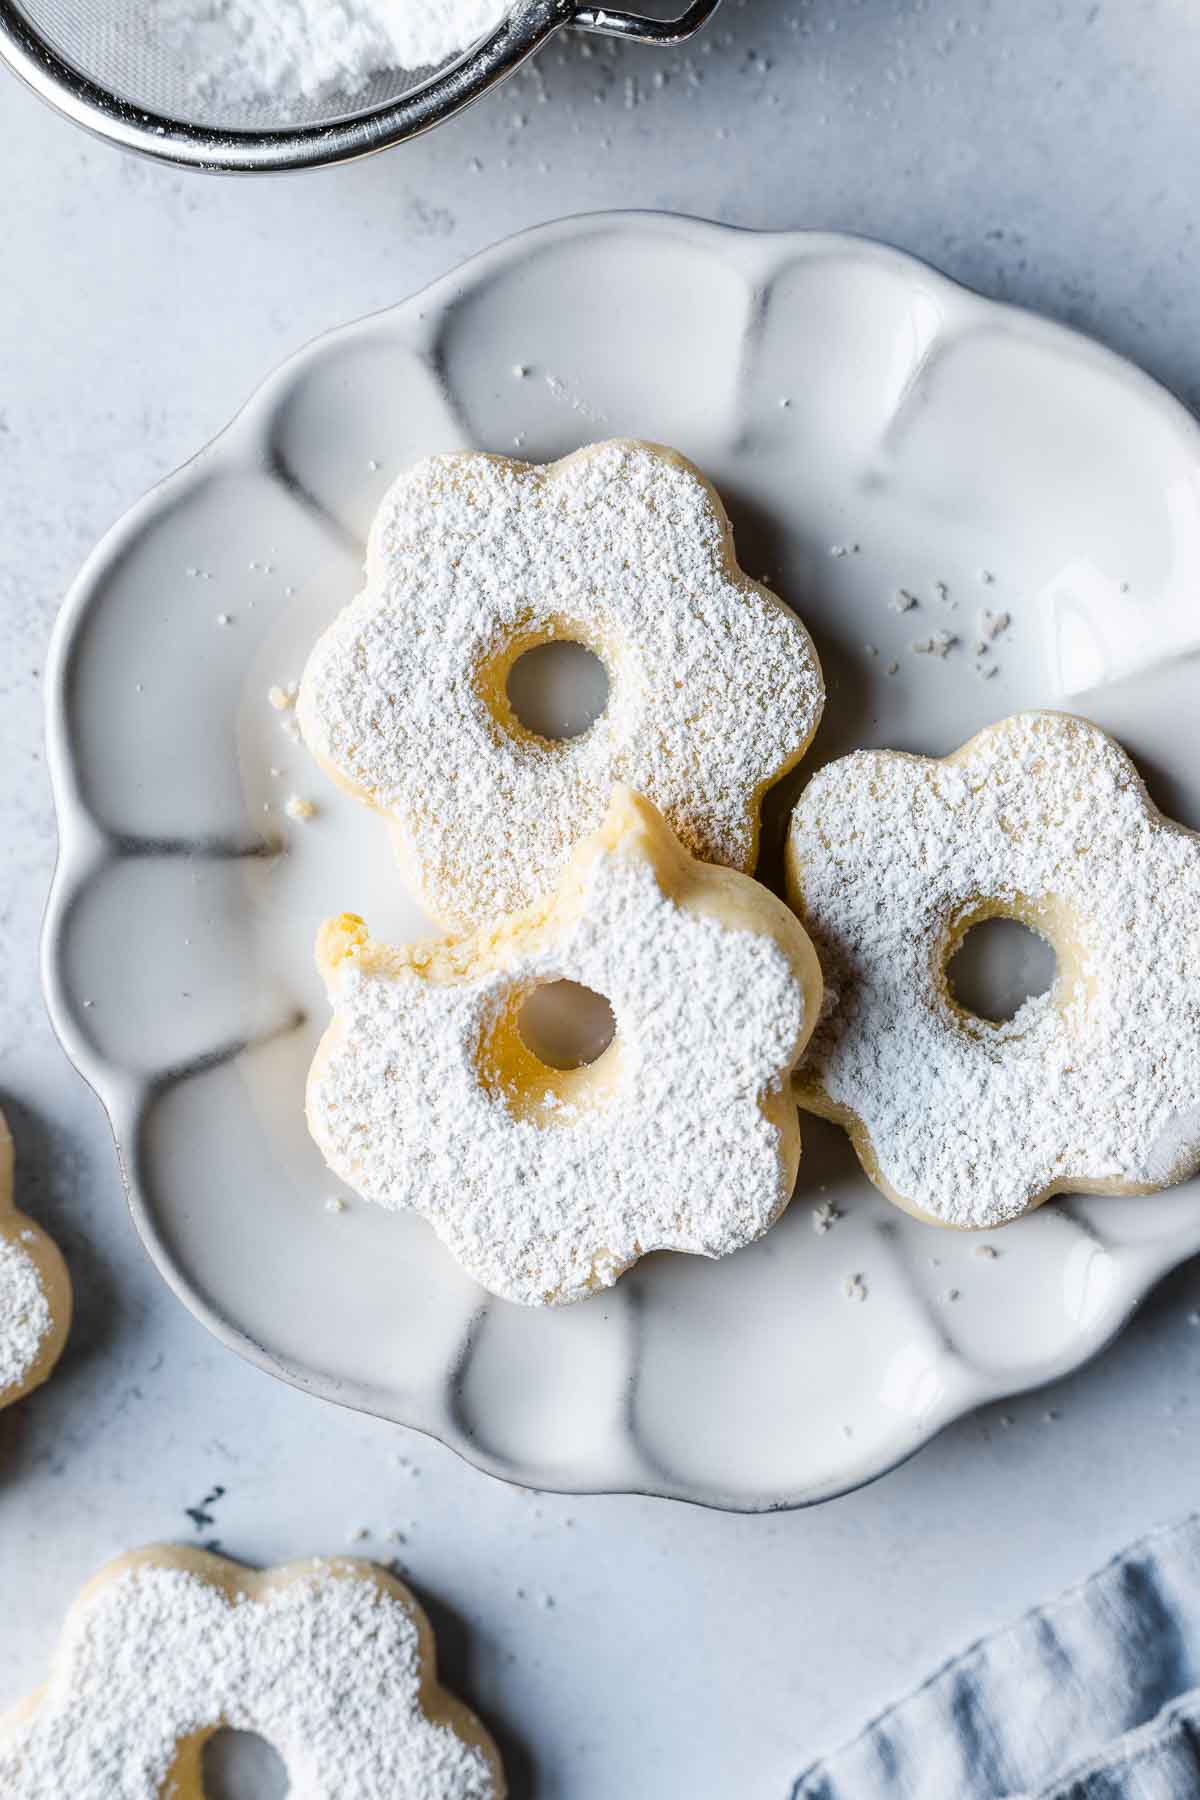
[299,442,823,929]
[910,630,957,658]
[789,711,1200,1228]
[0,1558,498,1798]
[811,1197,841,1235]
[308,824,811,1304]
[164,0,509,109]
[0,1234,52,1398]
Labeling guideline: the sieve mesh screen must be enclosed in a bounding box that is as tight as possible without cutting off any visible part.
[8,0,459,129]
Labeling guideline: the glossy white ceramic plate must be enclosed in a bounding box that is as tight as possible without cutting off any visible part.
[44,214,1200,1510]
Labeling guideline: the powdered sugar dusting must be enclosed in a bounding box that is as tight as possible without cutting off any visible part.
[166,0,509,108]
[0,1234,52,1397]
[788,711,1200,1227]
[308,822,812,1304]
[299,442,823,929]
[0,1558,498,1797]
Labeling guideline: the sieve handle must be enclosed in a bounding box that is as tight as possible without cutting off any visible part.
[571,0,722,46]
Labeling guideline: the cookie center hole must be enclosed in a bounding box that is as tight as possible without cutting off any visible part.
[203,1729,290,1799]
[506,642,609,740]
[947,918,1056,1024]
[518,981,616,1069]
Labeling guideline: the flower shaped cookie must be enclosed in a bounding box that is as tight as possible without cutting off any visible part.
[0,1545,504,1798]
[0,1106,70,1410]
[307,787,822,1304]
[298,439,824,930]
[786,711,1200,1229]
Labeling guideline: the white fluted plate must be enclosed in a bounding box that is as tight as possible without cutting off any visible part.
[44,214,1200,1509]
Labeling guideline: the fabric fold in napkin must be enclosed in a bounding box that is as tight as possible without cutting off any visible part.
[792,1514,1200,1800]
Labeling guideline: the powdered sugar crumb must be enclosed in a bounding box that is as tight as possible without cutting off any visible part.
[812,1198,841,1235]
[911,630,956,658]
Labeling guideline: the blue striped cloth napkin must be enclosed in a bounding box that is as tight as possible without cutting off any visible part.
[793,1515,1200,1799]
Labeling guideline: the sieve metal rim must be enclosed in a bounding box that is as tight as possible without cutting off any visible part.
[0,0,721,173]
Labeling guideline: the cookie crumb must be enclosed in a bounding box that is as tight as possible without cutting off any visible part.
[973,1244,999,1260]
[943,1287,961,1303]
[979,569,995,585]
[890,589,918,613]
[268,683,297,711]
[863,643,878,657]
[216,612,232,627]
[285,795,316,822]
[843,1272,868,1303]
[324,1196,347,1215]
[885,660,899,676]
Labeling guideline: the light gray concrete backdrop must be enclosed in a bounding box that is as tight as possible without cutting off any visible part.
[2,2,1199,1795]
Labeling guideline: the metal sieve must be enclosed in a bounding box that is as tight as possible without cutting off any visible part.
[0,0,720,171]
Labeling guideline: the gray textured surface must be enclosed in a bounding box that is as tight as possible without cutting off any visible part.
[2,3,1200,1796]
